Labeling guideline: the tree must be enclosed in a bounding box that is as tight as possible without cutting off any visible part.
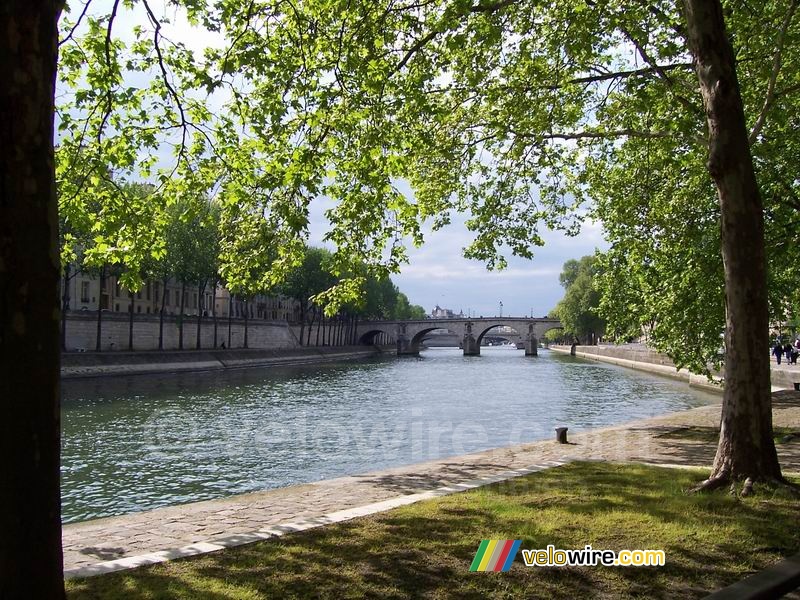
[683,0,782,491]
[2,3,65,597]
[280,247,336,345]
[393,292,427,320]
[554,256,605,345]
[164,194,215,350]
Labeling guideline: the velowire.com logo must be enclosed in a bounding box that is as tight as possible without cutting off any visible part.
[469,540,522,572]
[470,541,666,571]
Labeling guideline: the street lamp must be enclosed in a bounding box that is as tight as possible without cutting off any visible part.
[499,300,503,317]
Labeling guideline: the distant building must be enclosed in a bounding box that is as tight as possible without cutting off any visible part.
[430,305,464,319]
[62,268,300,322]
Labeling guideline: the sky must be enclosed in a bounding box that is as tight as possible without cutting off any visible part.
[307,195,608,318]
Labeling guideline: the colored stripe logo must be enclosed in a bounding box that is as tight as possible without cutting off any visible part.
[470,540,522,572]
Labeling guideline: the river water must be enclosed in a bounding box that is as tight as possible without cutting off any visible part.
[60,347,717,523]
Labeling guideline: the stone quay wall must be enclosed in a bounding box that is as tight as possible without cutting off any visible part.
[64,310,299,352]
[61,346,390,379]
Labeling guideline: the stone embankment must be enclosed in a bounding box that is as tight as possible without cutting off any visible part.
[61,345,390,379]
[549,344,800,392]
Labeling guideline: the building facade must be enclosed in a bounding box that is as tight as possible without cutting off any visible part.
[62,270,300,322]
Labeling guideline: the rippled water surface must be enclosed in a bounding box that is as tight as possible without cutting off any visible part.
[61,347,717,523]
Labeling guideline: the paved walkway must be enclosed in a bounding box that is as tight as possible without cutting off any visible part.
[63,391,800,578]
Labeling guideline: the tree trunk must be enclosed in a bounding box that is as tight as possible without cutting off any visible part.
[196,280,206,349]
[298,303,306,346]
[158,276,167,350]
[61,263,71,350]
[128,289,134,351]
[95,265,106,351]
[178,280,186,350]
[0,1,66,596]
[211,280,218,348]
[684,0,783,485]
[228,294,234,349]
[244,298,249,348]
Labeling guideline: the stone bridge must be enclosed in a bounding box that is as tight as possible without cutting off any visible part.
[356,317,563,357]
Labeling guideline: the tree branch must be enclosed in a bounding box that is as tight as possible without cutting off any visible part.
[513,128,675,141]
[141,0,189,177]
[97,0,121,142]
[59,0,94,47]
[619,25,703,116]
[391,29,440,75]
[469,0,514,13]
[748,0,798,144]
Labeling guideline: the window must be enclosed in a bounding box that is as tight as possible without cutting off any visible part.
[193,293,197,309]
[146,283,151,301]
[80,281,90,303]
[137,305,141,313]
[115,280,121,296]
[154,282,161,303]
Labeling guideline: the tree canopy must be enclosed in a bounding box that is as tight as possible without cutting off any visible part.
[55,0,800,351]
[554,255,605,344]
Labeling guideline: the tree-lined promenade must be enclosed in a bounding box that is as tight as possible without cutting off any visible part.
[62,213,427,352]
[3,0,800,596]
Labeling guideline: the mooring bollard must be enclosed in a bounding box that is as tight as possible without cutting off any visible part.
[555,427,568,444]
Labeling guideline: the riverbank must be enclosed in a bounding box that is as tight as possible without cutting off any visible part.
[62,389,800,578]
[548,344,726,393]
[61,345,391,379]
[550,343,800,392]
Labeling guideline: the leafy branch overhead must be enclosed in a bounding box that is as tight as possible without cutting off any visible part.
[57,0,800,347]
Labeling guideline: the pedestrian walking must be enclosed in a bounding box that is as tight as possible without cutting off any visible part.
[773,341,784,365]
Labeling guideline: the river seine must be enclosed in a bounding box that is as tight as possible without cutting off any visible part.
[60,347,717,523]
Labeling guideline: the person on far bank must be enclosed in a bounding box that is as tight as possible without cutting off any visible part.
[773,341,784,365]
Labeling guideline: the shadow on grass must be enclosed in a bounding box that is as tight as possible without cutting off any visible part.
[66,462,800,600]
[354,461,513,494]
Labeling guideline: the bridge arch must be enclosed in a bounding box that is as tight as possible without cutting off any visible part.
[357,328,394,346]
[474,323,524,346]
[410,326,460,354]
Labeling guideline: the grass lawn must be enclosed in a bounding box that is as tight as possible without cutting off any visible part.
[66,462,800,599]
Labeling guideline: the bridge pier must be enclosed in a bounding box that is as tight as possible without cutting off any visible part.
[462,334,480,356]
[396,336,418,356]
[525,335,538,356]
